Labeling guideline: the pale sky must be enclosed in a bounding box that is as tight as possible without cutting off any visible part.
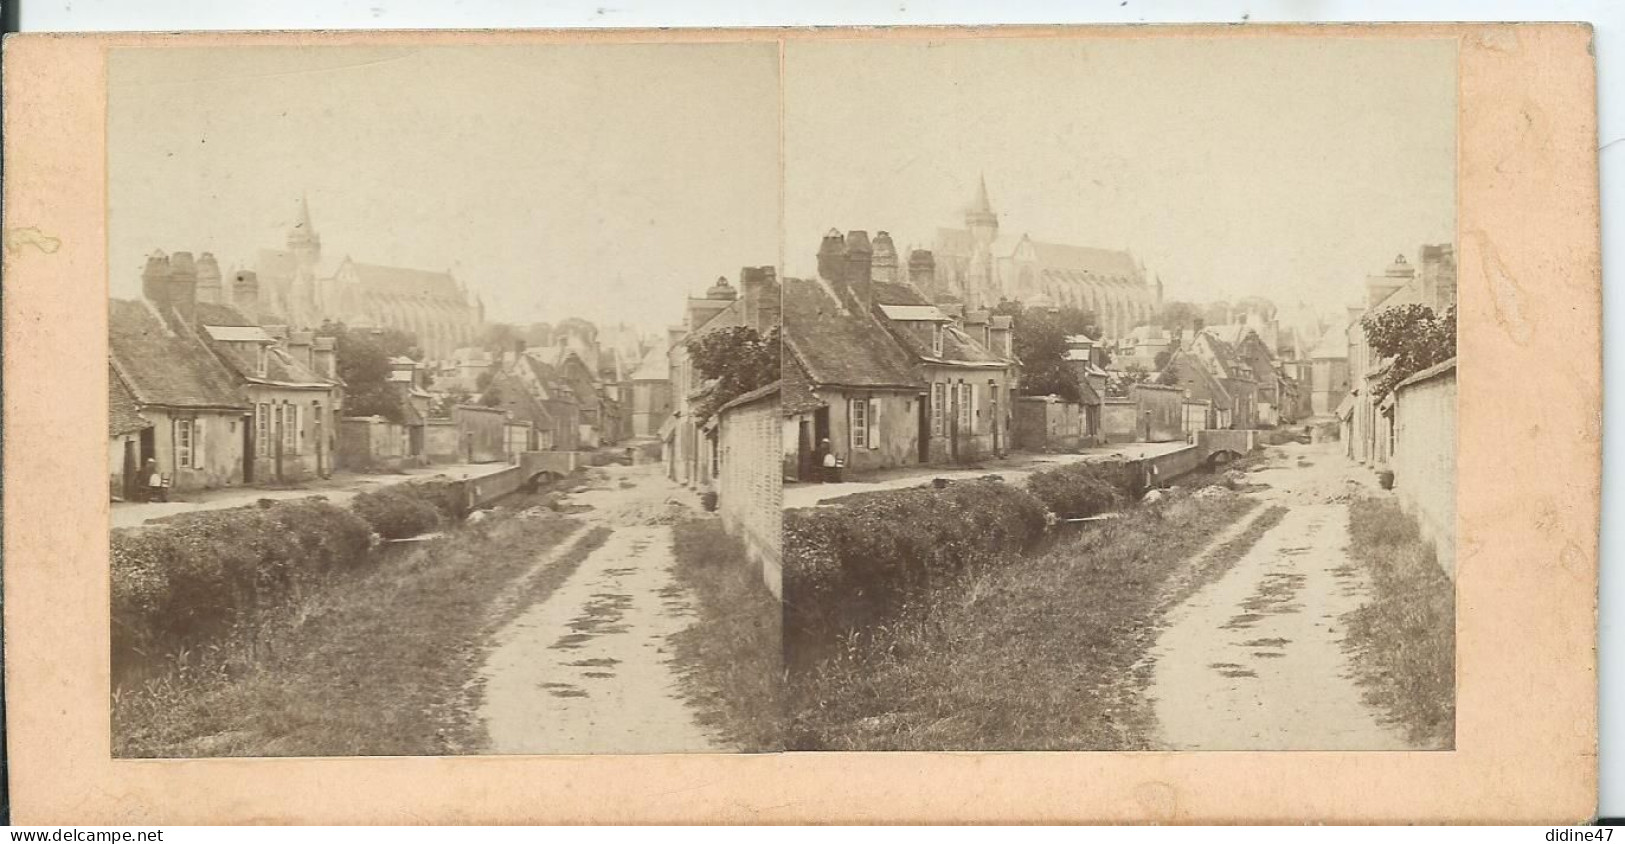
[108,44,782,334]
[110,38,1455,335]
[782,36,1457,325]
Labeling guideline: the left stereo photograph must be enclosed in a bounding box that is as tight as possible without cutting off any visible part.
[106,44,787,758]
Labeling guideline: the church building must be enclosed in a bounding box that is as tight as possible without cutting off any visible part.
[244,197,486,361]
[927,177,1161,339]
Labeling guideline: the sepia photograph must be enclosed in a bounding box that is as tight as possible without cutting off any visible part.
[109,33,1454,760]
[778,36,1459,752]
[106,43,785,757]
[0,16,1595,823]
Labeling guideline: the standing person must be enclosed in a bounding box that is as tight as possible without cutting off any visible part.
[140,458,162,502]
[819,438,838,484]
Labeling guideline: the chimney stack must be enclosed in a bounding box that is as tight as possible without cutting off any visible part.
[168,251,198,324]
[817,229,847,283]
[871,231,899,284]
[908,249,936,295]
[757,266,781,331]
[142,251,173,309]
[844,230,873,308]
[740,266,765,332]
[195,252,223,305]
[233,270,260,312]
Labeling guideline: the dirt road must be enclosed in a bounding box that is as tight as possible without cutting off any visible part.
[1145,443,1413,750]
[477,464,727,754]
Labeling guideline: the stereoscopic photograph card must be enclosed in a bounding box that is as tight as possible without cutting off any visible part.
[1,24,1599,823]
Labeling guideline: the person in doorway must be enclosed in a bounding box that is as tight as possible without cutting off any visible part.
[141,458,164,502]
[818,438,838,483]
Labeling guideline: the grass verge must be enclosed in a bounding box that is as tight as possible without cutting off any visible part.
[112,508,602,758]
[786,491,1260,751]
[667,517,785,752]
[1341,497,1455,749]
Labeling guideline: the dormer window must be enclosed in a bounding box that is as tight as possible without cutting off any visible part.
[932,324,944,357]
[255,344,268,377]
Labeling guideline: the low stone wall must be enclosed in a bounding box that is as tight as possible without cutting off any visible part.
[1392,361,1456,578]
[467,466,525,507]
[1145,445,1202,484]
[1197,428,1258,458]
[521,450,584,480]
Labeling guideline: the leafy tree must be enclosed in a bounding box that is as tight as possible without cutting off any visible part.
[991,300,1101,403]
[431,387,473,418]
[480,382,505,408]
[315,322,421,422]
[1155,366,1181,387]
[1157,300,1203,332]
[479,322,523,355]
[1360,303,1456,400]
[686,326,781,421]
[1106,363,1151,398]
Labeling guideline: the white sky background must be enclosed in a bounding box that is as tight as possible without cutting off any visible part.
[783,36,1457,323]
[107,44,783,334]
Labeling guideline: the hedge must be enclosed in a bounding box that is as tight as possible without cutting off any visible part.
[1024,461,1135,519]
[783,479,1047,648]
[350,487,443,540]
[111,499,371,660]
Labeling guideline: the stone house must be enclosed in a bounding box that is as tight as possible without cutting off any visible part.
[1201,323,1286,426]
[625,342,673,441]
[109,295,250,494]
[666,267,779,490]
[784,229,1017,476]
[195,303,343,483]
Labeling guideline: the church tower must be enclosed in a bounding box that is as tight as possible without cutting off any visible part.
[964,175,1000,308]
[965,174,999,247]
[286,194,323,329]
[287,193,322,270]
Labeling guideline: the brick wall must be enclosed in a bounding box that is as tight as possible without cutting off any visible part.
[717,390,784,597]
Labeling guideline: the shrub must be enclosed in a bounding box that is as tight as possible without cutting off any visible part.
[350,487,442,539]
[1025,466,1122,519]
[110,499,371,663]
[784,479,1047,652]
[401,478,470,522]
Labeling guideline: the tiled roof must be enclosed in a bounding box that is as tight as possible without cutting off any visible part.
[871,280,932,307]
[717,381,778,414]
[109,298,247,411]
[781,352,826,416]
[194,302,335,388]
[488,369,555,428]
[1029,242,1140,281]
[1197,330,1254,382]
[108,366,152,436]
[783,277,922,390]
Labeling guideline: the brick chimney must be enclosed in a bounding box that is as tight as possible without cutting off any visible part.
[141,251,172,309]
[844,230,873,308]
[233,270,260,312]
[195,252,223,305]
[312,335,337,380]
[168,251,198,324]
[871,231,899,284]
[908,249,936,294]
[817,229,847,283]
[757,266,781,331]
[740,266,765,332]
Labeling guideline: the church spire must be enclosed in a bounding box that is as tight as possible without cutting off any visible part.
[966,173,999,245]
[287,192,322,266]
[971,173,994,216]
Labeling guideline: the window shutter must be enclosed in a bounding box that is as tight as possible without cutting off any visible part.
[295,404,304,455]
[868,397,880,450]
[193,417,204,469]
